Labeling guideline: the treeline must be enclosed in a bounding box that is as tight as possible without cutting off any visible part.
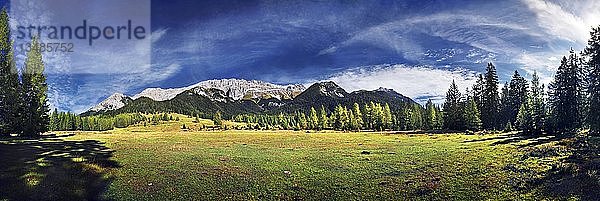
[49,110,148,131]
[442,26,600,135]
[0,9,49,137]
[49,111,182,131]
[233,102,441,131]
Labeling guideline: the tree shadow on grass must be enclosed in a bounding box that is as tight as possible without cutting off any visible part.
[464,132,599,200]
[524,135,600,200]
[0,134,120,201]
[463,132,571,148]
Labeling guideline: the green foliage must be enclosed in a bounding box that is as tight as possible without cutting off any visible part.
[443,80,465,131]
[529,72,546,134]
[49,112,146,131]
[213,111,223,127]
[584,26,600,135]
[506,71,529,126]
[464,98,482,131]
[0,8,21,136]
[309,107,319,130]
[548,52,580,133]
[318,105,329,130]
[481,62,500,130]
[516,96,533,133]
[20,37,49,136]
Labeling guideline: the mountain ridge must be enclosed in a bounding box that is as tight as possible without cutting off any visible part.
[84,78,419,118]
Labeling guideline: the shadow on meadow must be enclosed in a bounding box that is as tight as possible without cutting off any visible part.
[0,134,120,201]
[466,132,600,200]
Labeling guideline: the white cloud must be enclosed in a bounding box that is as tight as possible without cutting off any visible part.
[522,0,600,45]
[322,64,478,104]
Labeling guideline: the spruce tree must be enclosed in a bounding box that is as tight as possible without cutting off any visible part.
[424,100,438,130]
[499,83,510,128]
[481,62,500,130]
[584,26,600,135]
[548,51,579,133]
[472,74,485,111]
[528,72,545,134]
[0,9,21,136]
[464,98,482,131]
[443,80,465,131]
[21,37,49,136]
[516,97,533,134]
[507,71,528,125]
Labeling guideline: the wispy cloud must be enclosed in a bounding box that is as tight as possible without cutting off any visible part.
[323,64,478,104]
[522,0,600,45]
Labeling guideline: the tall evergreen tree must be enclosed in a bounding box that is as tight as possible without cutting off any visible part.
[499,82,510,128]
[507,70,528,125]
[464,98,482,131]
[516,97,533,134]
[472,74,485,111]
[530,72,546,134]
[0,8,21,136]
[424,100,438,130]
[443,80,465,130]
[21,37,49,136]
[584,26,600,135]
[481,62,500,130]
[548,52,579,133]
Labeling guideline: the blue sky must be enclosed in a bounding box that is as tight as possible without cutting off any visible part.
[3,0,599,113]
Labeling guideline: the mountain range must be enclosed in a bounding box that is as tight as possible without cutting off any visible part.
[83,78,418,117]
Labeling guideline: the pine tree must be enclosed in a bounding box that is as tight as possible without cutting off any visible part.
[516,97,533,134]
[0,9,21,136]
[530,72,546,134]
[499,83,510,128]
[584,26,600,135]
[507,71,528,125]
[548,52,579,133]
[49,108,58,131]
[472,74,485,111]
[443,80,465,131]
[481,62,500,130]
[21,37,49,136]
[464,98,482,131]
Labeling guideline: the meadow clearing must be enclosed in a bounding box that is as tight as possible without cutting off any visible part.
[0,115,591,200]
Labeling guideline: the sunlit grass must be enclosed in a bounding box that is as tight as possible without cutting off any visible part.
[61,128,540,200]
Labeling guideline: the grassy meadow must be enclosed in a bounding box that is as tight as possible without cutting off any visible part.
[0,114,594,200]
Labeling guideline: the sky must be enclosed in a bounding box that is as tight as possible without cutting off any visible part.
[2,0,599,113]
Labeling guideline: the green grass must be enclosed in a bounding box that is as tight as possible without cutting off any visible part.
[53,129,536,200]
[4,118,580,200]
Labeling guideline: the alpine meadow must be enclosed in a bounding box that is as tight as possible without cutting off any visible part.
[2,1,600,200]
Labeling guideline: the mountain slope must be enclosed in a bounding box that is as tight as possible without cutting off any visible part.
[84,79,420,118]
[271,82,418,114]
[129,78,305,102]
[89,93,131,112]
